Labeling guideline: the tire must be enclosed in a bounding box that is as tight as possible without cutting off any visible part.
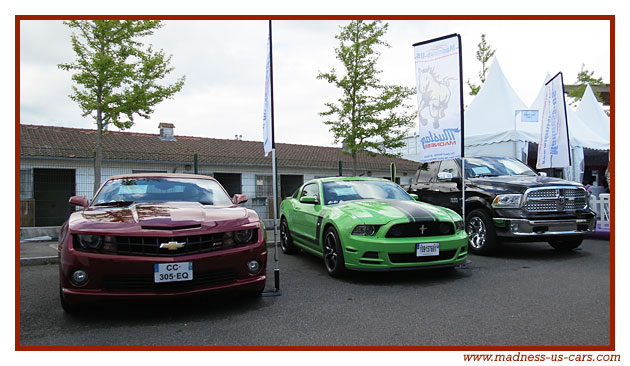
[280,217,299,254]
[466,209,499,255]
[59,282,76,313]
[323,227,347,278]
[548,238,583,251]
[248,284,266,298]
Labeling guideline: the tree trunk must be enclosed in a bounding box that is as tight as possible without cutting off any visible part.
[352,152,358,176]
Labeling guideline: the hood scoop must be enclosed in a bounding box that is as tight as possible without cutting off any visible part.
[141,224,202,231]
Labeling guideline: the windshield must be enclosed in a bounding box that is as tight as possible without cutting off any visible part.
[92,177,234,206]
[464,157,537,178]
[322,180,413,205]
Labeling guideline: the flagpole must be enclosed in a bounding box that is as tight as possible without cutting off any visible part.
[269,20,280,294]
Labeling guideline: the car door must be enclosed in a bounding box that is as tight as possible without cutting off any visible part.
[410,161,440,205]
[292,182,323,249]
[431,159,464,212]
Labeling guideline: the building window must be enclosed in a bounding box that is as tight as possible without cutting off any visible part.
[255,175,273,197]
[20,169,33,199]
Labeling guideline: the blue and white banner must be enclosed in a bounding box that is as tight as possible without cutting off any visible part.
[413,34,463,162]
[262,34,273,157]
[536,72,571,169]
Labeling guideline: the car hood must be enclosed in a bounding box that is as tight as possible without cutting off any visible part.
[333,199,455,224]
[69,202,254,234]
[468,175,584,194]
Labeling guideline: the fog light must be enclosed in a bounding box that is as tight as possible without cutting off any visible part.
[71,270,88,286]
[510,223,519,232]
[247,260,261,274]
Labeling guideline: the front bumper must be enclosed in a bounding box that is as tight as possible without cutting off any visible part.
[341,230,469,271]
[492,216,596,238]
[59,234,267,304]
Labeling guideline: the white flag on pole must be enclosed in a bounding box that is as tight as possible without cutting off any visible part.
[262,34,273,157]
[413,34,463,162]
[536,72,571,169]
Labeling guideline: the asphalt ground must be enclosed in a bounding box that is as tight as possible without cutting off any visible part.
[18,239,610,347]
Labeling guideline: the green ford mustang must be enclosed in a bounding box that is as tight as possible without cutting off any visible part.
[279,177,468,277]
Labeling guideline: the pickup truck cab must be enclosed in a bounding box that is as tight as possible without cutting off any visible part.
[402,156,596,254]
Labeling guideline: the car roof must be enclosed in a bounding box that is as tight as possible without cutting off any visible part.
[310,176,390,184]
[105,173,218,181]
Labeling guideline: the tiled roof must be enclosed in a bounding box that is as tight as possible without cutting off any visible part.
[19,124,419,171]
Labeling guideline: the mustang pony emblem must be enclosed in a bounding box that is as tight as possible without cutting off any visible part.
[160,241,186,250]
[419,225,427,235]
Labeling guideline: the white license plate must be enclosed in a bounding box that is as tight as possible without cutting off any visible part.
[154,262,193,283]
[416,243,440,257]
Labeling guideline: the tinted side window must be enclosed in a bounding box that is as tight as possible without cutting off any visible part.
[438,160,460,178]
[300,183,320,200]
[415,162,440,183]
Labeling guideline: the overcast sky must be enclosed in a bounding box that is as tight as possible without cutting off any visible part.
[19,19,610,147]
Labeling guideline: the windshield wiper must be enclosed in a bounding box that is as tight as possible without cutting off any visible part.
[93,200,135,207]
[476,174,501,177]
[198,201,214,205]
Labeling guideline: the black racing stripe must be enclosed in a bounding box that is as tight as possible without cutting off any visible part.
[292,231,318,247]
[315,214,324,243]
[375,200,415,222]
[382,200,438,222]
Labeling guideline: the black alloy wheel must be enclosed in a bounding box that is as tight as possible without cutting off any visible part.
[323,227,347,278]
[280,217,299,254]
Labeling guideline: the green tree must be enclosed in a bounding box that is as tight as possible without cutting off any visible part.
[317,20,416,175]
[59,20,185,193]
[467,34,496,96]
[568,63,605,107]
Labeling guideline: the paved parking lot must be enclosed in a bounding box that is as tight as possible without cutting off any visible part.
[19,239,610,347]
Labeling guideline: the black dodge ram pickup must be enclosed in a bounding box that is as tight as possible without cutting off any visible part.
[403,156,596,254]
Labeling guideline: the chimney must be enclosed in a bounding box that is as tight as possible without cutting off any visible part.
[158,123,176,141]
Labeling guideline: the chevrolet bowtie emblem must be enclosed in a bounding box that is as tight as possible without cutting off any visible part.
[160,241,186,250]
[419,225,427,235]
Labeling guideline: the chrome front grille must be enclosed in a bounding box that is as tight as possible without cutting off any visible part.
[523,187,588,212]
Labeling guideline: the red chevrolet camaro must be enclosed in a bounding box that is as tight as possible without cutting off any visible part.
[58,173,267,312]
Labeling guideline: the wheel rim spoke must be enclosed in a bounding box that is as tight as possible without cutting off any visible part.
[324,234,337,270]
[467,217,487,249]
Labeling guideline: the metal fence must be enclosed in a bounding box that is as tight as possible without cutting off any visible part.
[20,147,411,227]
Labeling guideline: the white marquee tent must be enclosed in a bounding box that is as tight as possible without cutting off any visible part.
[576,84,610,143]
[464,58,532,161]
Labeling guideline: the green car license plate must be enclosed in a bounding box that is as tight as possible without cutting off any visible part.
[154,262,193,283]
[416,243,439,257]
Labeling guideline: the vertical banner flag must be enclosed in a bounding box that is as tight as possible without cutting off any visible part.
[262,31,273,157]
[536,72,571,169]
[413,34,464,162]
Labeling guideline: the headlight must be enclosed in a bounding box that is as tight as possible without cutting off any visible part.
[233,229,256,244]
[454,220,464,232]
[351,225,380,236]
[492,194,522,209]
[76,234,104,250]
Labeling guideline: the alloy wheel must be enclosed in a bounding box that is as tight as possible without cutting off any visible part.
[324,232,338,271]
[467,216,487,249]
[280,221,289,251]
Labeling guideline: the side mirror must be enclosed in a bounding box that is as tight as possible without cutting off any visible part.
[437,172,454,181]
[538,171,547,177]
[69,196,88,208]
[233,194,248,205]
[409,193,419,200]
[299,196,318,204]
